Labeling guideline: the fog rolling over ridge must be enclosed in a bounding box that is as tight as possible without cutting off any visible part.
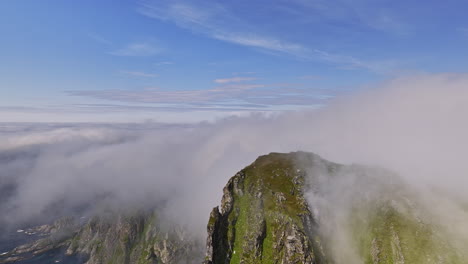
[1,72,468,245]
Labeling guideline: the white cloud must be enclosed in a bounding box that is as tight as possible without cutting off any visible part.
[214,77,257,84]
[67,83,329,109]
[314,49,397,74]
[2,73,468,246]
[137,1,396,73]
[138,1,308,57]
[287,0,410,35]
[212,33,307,55]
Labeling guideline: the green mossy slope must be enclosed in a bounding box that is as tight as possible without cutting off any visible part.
[204,152,468,264]
[205,152,329,264]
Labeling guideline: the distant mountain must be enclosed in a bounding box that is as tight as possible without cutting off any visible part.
[0,210,202,264]
[1,152,466,264]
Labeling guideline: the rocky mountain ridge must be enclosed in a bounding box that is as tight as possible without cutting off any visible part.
[203,152,328,264]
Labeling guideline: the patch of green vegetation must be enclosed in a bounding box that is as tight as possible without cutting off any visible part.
[68,234,80,252]
[106,243,126,264]
[226,152,315,264]
[352,203,465,264]
[260,221,275,262]
[229,192,251,264]
[244,154,305,217]
[208,214,217,227]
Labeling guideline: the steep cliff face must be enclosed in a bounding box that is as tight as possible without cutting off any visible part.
[203,152,468,264]
[65,211,203,264]
[203,152,329,264]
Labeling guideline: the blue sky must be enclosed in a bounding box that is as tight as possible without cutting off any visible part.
[0,0,467,122]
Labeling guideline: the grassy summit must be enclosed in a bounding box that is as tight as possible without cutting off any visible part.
[204,152,467,264]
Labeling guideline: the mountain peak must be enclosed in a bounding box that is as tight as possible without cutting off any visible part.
[204,151,327,264]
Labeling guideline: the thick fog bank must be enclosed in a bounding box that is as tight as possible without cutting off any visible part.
[0,73,467,239]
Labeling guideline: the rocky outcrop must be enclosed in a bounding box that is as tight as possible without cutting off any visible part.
[0,211,202,264]
[204,152,328,264]
[203,152,468,264]
[65,211,202,264]
[0,217,77,263]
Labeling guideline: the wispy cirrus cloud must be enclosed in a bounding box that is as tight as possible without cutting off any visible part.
[137,0,397,73]
[73,103,269,113]
[110,42,161,57]
[68,83,331,110]
[284,0,411,35]
[214,77,257,84]
[313,49,398,74]
[212,33,307,55]
[121,71,158,78]
[137,0,308,57]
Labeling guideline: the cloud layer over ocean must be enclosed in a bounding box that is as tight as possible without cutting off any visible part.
[1,73,467,241]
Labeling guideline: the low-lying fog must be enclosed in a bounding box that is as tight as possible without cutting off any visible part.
[1,73,467,243]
